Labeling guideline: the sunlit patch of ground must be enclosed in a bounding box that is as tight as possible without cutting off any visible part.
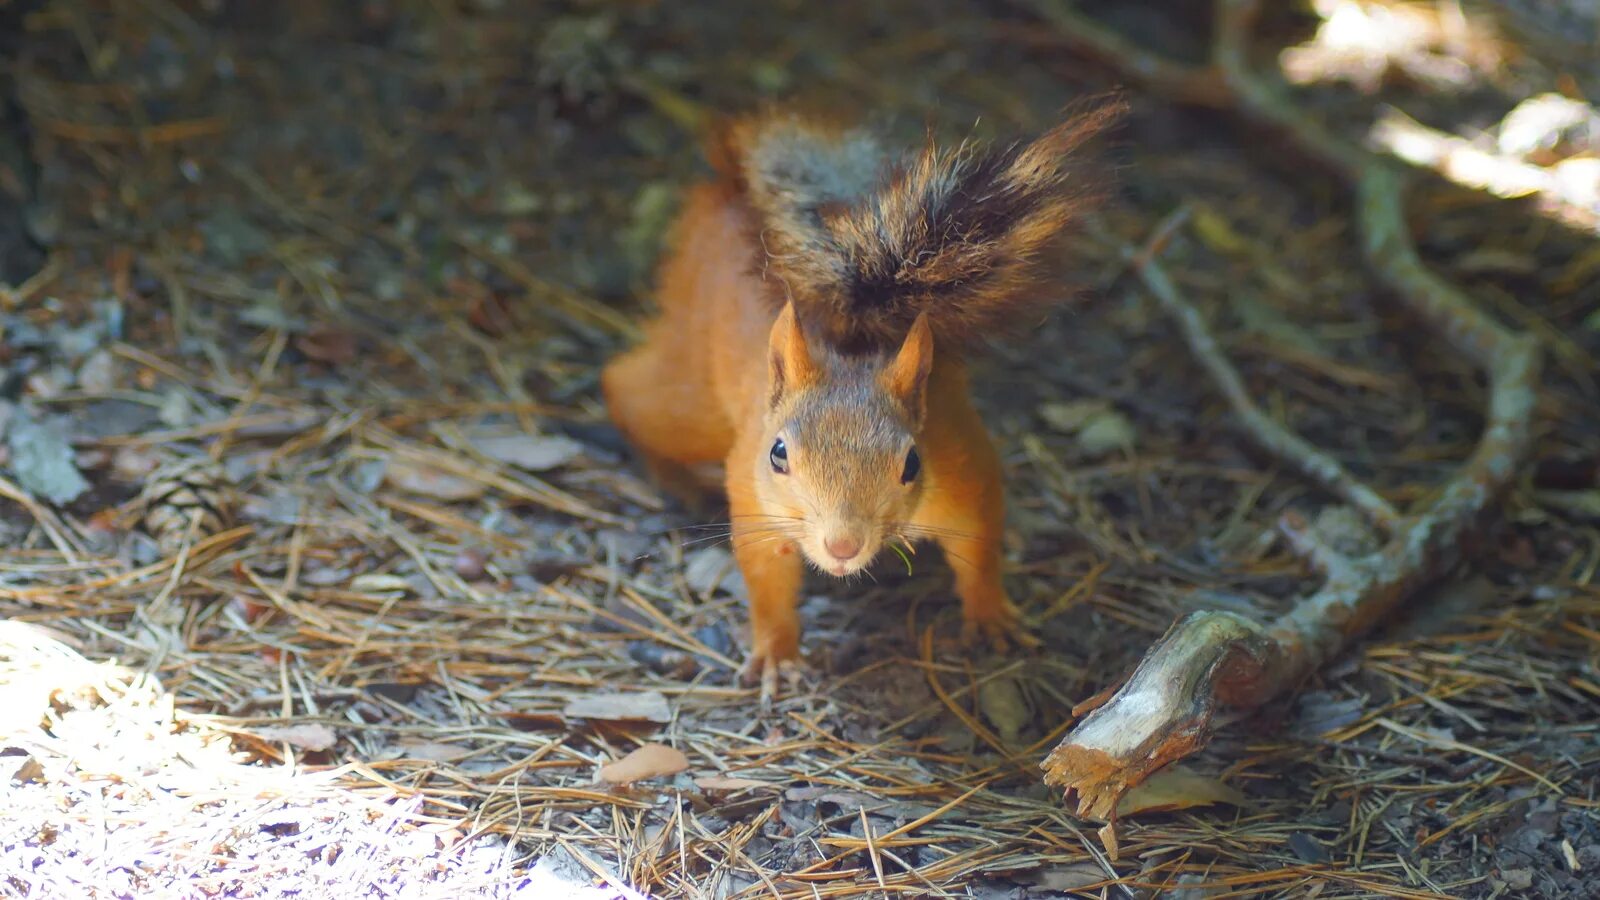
[0,622,620,899]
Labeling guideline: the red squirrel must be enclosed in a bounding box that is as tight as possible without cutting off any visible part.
[602,104,1122,697]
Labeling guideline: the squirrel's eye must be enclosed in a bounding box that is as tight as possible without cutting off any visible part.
[900,447,921,484]
[770,438,789,474]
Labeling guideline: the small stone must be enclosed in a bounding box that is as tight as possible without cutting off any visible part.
[76,349,117,393]
[1499,868,1535,891]
[157,389,193,428]
[1288,832,1329,863]
[453,548,488,580]
[691,622,736,665]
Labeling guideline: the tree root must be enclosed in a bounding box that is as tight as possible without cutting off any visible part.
[1028,0,1544,821]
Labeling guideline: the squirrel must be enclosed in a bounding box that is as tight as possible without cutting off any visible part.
[602,102,1123,697]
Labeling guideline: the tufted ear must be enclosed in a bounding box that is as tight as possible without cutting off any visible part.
[768,302,820,408]
[882,313,934,425]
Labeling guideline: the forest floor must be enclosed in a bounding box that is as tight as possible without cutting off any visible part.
[1,2,1598,898]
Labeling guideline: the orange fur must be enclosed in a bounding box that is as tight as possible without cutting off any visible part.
[601,107,1119,695]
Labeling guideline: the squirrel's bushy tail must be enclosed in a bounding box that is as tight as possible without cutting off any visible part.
[719,98,1125,353]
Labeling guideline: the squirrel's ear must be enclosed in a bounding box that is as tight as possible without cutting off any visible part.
[768,302,819,407]
[884,313,934,424]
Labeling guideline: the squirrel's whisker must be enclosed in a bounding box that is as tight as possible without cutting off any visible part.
[897,522,979,542]
[731,534,801,554]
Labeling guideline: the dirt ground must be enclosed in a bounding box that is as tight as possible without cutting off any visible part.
[1,1,1598,898]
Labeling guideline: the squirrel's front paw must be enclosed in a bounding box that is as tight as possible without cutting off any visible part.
[961,599,1040,654]
[739,648,806,706]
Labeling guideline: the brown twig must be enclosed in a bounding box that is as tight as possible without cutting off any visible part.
[1034,0,1544,821]
[1129,208,1403,533]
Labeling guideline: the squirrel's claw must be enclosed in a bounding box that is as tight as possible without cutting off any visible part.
[740,651,806,706]
[961,603,1040,654]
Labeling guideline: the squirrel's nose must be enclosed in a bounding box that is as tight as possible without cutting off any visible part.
[824,536,862,561]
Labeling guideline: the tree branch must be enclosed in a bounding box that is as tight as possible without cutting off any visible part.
[1130,210,1403,533]
[1033,0,1544,821]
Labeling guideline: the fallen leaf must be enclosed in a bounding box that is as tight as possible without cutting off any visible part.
[231,595,269,623]
[6,412,88,504]
[1190,203,1250,255]
[248,723,338,751]
[1038,400,1136,457]
[301,563,354,586]
[1039,399,1107,433]
[231,409,325,439]
[394,739,469,763]
[1075,409,1137,457]
[383,460,485,501]
[529,846,637,900]
[497,183,543,216]
[783,787,882,811]
[24,366,67,399]
[563,691,672,724]
[472,432,584,471]
[296,327,359,365]
[684,546,737,595]
[1498,867,1535,891]
[598,743,689,784]
[1115,767,1247,817]
[976,675,1032,744]
[5,754,44,784]
[349,573,413,594]
[1028,863,1107,892]
[467,293,516,336]
[694,775,771,792]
